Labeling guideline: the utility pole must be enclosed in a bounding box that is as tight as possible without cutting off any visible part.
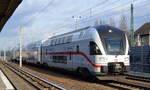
[19,26,23,67]
[4,48,6,62]
[31,34,35,43]
[72,16,81,30]
[130,3,134,47]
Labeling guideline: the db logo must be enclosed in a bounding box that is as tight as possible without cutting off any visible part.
[114,59,118,62]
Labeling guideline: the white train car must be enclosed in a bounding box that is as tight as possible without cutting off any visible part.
[13,25,129,77]
[24,41,42,64]
[12,41,42,64]
[41,25,129,76]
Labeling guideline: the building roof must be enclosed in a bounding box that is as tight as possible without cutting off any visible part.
[0,0,22,32]
[135,22,150,36]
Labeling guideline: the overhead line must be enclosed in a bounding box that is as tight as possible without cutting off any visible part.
[34,0,149,38]
[53,0,125,31]
[72,0,110,16]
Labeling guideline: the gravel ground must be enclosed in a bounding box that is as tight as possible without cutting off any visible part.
[11,62,115,90]
[10,62,150,90]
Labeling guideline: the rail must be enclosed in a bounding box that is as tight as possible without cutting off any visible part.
[126,74,150,82]
[100,80,150,90]
[4,62,67,90]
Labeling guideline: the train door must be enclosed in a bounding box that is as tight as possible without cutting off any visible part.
[37,46,41,64]
[66,46,74,70]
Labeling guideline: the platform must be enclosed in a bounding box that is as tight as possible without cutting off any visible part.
[0,70,14,90]
[129,71,150,78]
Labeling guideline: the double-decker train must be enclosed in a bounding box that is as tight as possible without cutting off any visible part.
[12,25,129,78]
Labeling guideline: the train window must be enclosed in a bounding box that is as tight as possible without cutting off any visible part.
[52,40,55,45]
[105,39,123,53]
[52,56,67,64]
[60,38,62,44]
[57,39,59,44]
[90,41,102,55]
[79,31,84,38]
[52,39,55,45]
[65,37,68,43]
[66,36,70,43]
[59,38,62,44]
[62,37,65,43]
[67,35,73,43]
[52,40,54,45]
[69,35,73,42]
[55,39,58,45]
[50,40,53,46]
[57,38,61,44]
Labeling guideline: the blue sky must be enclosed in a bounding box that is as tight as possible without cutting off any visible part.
[0,0,150,50]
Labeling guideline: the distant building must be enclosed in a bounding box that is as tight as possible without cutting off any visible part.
[134,22,150,46]
[130,22,150,77]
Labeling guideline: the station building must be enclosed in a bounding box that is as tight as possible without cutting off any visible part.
[0,0,22,89]
[0,0,21,31]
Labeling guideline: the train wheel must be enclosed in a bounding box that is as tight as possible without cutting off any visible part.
[77,68,93,80]
[43,63,48,69]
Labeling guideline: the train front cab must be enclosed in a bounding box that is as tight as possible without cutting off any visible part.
[90,26,129,77]
[89,42,129,76]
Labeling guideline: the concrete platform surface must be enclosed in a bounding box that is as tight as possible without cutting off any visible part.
[129,71,150,78]
[0,70,14,90]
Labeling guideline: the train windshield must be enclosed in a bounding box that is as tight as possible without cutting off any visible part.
[105,39,123,53]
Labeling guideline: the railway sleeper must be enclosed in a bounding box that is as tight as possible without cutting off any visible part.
[126,76,150,82]
[112,80,150,89]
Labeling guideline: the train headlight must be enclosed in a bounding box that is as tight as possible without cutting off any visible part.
[124,57,129,62]
[108,30,112,33]
[99,57,107,62]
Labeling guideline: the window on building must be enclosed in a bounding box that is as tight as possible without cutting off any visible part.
[141,35,149,45]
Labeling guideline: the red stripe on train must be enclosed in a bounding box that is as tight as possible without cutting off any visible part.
[44,52,105,68]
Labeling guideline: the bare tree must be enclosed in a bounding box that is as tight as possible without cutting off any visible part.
[102,20,107,25]
[94,20,100,25]
[94,19,107,25]
[109,17,116,26]
[99,19,103,25]
[119,15,128,31]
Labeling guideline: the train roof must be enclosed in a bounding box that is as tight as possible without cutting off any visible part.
[26,40,42,48]
[95,25,125,39]
[95,25,124,33]
[51,25,124,39]
[95,25,122,31]
[51,26,90,39]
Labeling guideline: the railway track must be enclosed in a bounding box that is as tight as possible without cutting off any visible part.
[99,79,150,90]
[8,61,150,90]
[125,74,150,83]
[97,74,150,90]
[2,62,67,90]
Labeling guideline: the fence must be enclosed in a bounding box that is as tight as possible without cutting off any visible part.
[130,46,150,73]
